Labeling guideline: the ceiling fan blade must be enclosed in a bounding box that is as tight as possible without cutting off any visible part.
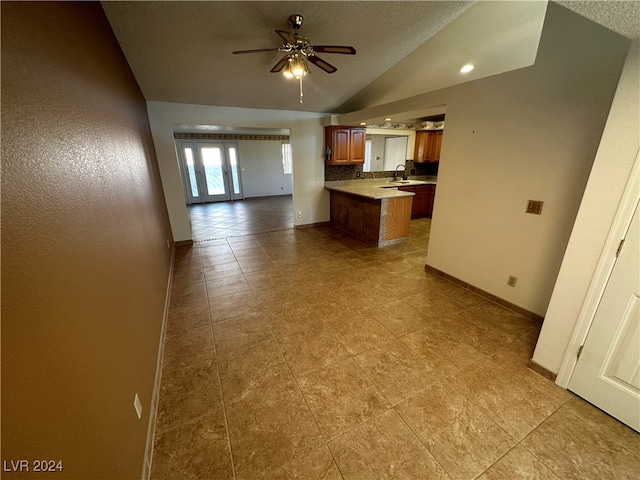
[312,45,356,55]
[270,56,289,73]
[275,29,295,44]
[308,55,337,74]
[233,48,281,55]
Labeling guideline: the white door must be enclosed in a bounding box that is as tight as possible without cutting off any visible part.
[568,200,640,432]
[178,141,243,204]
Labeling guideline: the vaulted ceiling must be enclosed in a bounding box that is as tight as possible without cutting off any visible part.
[102,1,639,115]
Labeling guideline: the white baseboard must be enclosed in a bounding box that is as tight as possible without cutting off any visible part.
[141,245,175,480]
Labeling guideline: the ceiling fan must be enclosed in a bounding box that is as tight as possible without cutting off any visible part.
[232,14,356,103]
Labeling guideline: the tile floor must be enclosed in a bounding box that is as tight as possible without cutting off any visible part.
[151,198,640,480]
[189,196,293,241]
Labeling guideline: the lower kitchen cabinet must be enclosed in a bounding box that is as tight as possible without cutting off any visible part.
[398,184,436,217]
[329,190,413,246]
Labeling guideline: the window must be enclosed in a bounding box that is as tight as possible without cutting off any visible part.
[364,139,372,172]
[282,142,292,174]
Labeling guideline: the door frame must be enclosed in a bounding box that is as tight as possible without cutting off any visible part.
[556,149,640,387]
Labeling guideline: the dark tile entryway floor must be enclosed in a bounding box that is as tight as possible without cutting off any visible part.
[151,198,640,479]
[188,196,294,241]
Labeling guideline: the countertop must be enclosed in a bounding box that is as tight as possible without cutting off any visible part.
[324,177,436,200]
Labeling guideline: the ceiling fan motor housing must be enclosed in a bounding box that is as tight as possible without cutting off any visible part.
[288,14,304,30]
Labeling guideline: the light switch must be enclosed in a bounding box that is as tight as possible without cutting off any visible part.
[526,200,543,215]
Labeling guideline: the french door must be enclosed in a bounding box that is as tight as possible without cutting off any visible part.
[177,141,243,203]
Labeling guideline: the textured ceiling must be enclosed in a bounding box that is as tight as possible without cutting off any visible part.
[102,1,473,113]
[102,1,639,115]
[557,1,640,39]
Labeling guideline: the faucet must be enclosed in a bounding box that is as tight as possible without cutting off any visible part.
[395,164,407,181]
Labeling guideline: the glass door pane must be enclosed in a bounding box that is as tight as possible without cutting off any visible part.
[200,146,226,196]
[196,143,231,202]
[227,144,243,200]
[184,147,199,198]
[177,141,202,204]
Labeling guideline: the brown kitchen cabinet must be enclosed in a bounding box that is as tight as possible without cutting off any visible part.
[414,130,443,162]
[398,184,436,217]
[325,126,366,165]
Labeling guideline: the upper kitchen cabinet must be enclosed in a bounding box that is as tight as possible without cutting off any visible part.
[325,126,366,165]
[414,130,443,162]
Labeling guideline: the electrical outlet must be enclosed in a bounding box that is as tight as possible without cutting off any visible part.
[507,275,517,287]
[297,212,303,218]
[356,171,361,177]
[134,393,142,419]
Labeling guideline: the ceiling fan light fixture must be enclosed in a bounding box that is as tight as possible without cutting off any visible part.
[282,66,294,78]
[235,14,355,103]
[282,55,308,79]
[290,55,308,78]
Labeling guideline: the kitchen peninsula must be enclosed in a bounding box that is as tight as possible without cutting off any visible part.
[324,178,435,247]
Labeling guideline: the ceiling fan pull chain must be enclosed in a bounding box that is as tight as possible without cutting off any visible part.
[299,76,304,104]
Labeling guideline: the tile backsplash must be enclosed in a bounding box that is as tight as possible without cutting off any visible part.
[324,160,438,181]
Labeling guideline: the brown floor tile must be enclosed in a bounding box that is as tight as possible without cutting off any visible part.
[226,379,324,479]
[450,360,572,441]
[477,445,561,480]
[165,300,211,338]
[212,311,272,356]
[354,339,439,405]
[203,261,243,280]
[261,303,309,337]
[442,309,524,357]
[238,257,276,273]
[298,357,390,440]
[330,311,395,356]
[208,290,260,322]
[278,322,350,377]
[156,358,223,432]
[384,274,436,298]
[150,410,233,480]
[218,340,292,406]
[400,288,463,316]
[470,301,540,337]
[521,398,640,480]
[395,380,516,480]
[328,409,451,480]
[201,251,238,267]
[171,266,205,285]
[400,327,485,376]
[269,445,343,480]
[162,324,215,371]
[206,273,251,298]
[368,298,432,336]
[169,280,208,306]
[252,283,307,306]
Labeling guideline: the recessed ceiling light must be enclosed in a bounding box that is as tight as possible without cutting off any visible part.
[460,64,474,73]
[360,122,367,126]
[384,118,392,122]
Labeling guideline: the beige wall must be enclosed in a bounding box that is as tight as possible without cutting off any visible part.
[339,3,630,316]
[1,3,173,479]
[534,39,640,376]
